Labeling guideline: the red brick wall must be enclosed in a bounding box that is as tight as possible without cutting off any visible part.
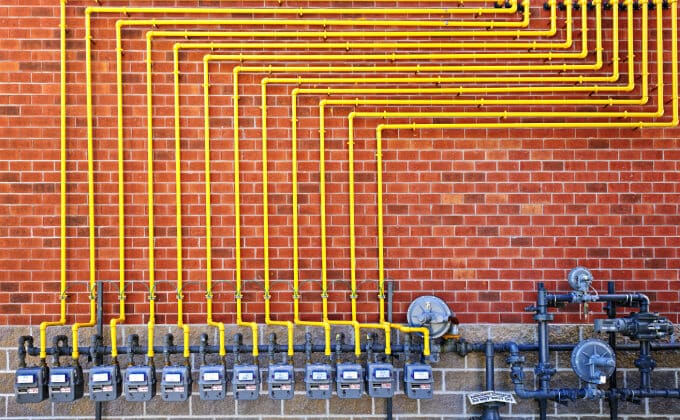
[0,0,678,328]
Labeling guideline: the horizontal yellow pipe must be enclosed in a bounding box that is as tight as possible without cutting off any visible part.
[141,1,565,42]
[147,0,557,357]
[91,2,520,15]
[93,1,532,30]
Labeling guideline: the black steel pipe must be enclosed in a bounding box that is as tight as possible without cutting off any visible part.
[535,283,553,420]
[636,340,655,391]
[24,340,680,359]
[480,339,502,420]
[546,292,650,312]
[385,280,394,420]
[606,281,619,420]
[618,388,680,399]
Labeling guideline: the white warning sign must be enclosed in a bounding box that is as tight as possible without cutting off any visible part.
[467,391,516,405]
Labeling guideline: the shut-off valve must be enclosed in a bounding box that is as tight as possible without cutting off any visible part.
[594,313,674,341]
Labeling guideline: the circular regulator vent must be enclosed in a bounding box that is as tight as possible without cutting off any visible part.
[571,339,616,384]
[406,296,453,339]
[567,266,593,293]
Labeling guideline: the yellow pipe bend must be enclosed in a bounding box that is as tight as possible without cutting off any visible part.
[260,78,295,358]
[109,20,128,362]
[72,9,99,362]
[220,62,260,358]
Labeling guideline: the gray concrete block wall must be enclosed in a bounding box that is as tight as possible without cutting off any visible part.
[2,324,680,419]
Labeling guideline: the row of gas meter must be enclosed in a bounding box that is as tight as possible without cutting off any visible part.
[16,360,434,403]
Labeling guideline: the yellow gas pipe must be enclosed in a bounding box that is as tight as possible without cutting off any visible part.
[136,0,555,51]
[196,62,226,359]
[109,7,128,364]
[175,0,600,356]
[145,31,157,361]
[87,0,660,360]
[213,15,596,356]
[201,0,599,354]
[149,1,548,360]
[195,0,566,356]
[39,0,68,362]
[103,0,531,362]
[151,0,555,358]
[317,103,393,358]
[368,3,672,348]
[92,3,532,32]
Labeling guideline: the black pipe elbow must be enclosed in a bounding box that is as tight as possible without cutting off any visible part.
[126,334,139,366]
[198,333,209,365]
[163,334,174,366]
[17,335,32,368]
[90,335,101,366]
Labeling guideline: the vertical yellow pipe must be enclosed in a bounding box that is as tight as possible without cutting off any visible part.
[670,0,679,124]
[228,65,259,357]
[109,21,128,362]
[145,31,156,360]
[260,78,295,357]
[72,9,97,362]
[40,0,68,361]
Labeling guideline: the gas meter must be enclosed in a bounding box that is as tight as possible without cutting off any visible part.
[89,364,122,401]
[124,365,156,401]
[198,364,227,400]
[404,363,433,399]
[268,364,295,400]
[335,363,364,399]
[232,364,260,400]
[15,366,48,403]
[161,365,191,402]
[48,365,84,402]
[366,362,394,398]
[305,363,333,399]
